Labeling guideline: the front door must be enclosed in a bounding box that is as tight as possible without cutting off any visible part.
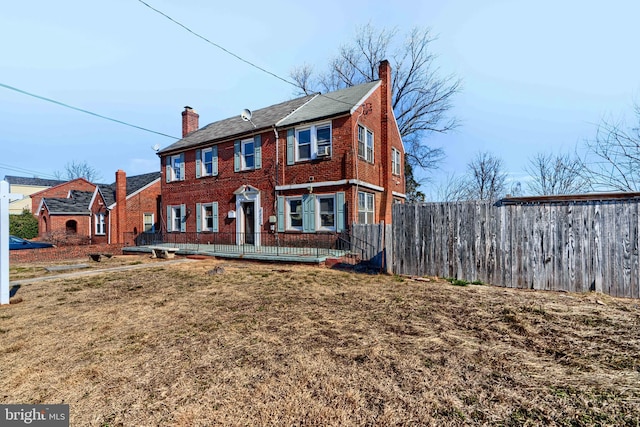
[243,202,255,245]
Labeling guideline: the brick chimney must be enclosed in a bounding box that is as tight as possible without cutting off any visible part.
[115,170,127,244]
[182,106,199,138]
[379,59,393,224]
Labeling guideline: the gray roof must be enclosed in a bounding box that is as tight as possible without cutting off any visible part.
[4,175,66,187]
[100,171,161,207]
[43,190,94,214]
[157,80,380,155]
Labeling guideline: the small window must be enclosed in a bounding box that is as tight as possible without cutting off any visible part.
[358,124,374,163]
[172,206,182,232]
[143,213,154,232]
[392,148,401,175]
[296,128,311,160]
[242,139,255,170]
[95,213,105,235]
[317,195,335,230]
[170,154,183,181]
[287,198,303,230]
[358,192,375,224]
[202,148,213,176]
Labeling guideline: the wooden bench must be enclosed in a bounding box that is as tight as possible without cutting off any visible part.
[148,246,180,259]
[89,253,113,262]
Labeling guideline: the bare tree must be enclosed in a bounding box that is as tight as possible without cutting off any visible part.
[291,23,461,198]
[579,105,640,191]
[434,172,468,202]
[464,151,507,201]
[526,152,590,195]
[54,160,102,182]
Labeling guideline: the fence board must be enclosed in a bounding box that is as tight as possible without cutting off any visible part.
[391,199,640,299]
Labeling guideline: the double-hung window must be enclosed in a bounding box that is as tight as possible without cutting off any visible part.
[241,139,255,170]
[169,154,184,181]
[168,205,183,232]
[295,123,332,161]
[357,124,374,163]
[196,202,218,232]
[392,148,401,175]
[95,213,105,235]
[317,195,335,230]
[358,192,375,224]
[143,213,154,232]
[287,198,303,230]
[202,147,213,176]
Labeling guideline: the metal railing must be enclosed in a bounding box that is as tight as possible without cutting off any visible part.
[123,231,357,258]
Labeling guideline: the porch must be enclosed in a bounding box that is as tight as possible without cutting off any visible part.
[122,231,365,265]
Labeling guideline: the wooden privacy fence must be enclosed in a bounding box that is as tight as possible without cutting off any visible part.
[391,200,640,298]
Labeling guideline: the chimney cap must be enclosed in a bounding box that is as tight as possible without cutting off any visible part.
[184,106,193,110]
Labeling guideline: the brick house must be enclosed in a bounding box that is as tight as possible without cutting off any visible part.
[157,60,405,245]
[4,176,66,214]
[34,171,161,244]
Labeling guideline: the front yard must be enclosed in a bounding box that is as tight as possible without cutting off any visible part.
[2,258,639,425]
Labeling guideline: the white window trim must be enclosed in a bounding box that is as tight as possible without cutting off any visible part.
[241,138,255,170]
[295,122,332,162]
[201,203,215,232]
[171,206,182,232]
[286,197,303,231]
[201,147,214,177]
[95,213,106,235]
[358,191,375,224]
[316,194,336,231]
[392,147,401,175]
[143,213,155,232]
[170,154,182,181]
[358,124,374,163]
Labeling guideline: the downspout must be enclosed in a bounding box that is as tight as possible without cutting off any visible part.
[273,125,279,234]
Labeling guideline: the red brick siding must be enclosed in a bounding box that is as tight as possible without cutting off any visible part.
[123,181,161,237]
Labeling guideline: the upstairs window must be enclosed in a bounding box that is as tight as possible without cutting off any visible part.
[358,124,374,163]
[166,154,184,182]
[202,147,213,175]
[294,123,332,161]
[392,147,401,175]
[242,139,255,170]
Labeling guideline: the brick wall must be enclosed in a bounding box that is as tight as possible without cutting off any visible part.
[10,243,124,264]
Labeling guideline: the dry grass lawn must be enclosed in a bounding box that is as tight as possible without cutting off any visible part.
[2,257,640,426]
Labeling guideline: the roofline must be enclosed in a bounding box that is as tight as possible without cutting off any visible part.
[107,177,161,209]
[349,81,381,115]
[29,177,96,197]
[275,93,319,127]
[498,192,640,205]
[157,129,271,157]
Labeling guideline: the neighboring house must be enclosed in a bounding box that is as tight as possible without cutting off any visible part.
[34,171,161,244]
[157,60,405,245]
[4,176,66,214]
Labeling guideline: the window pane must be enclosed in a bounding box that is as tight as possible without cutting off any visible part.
[317,126,330,144]
[245,154,254,169]
[298,144,310,159]
[319,197,334,227]
[244,142,254,156]
[289,200,302,228]
[204,150,213,174]
[298,129,311,144]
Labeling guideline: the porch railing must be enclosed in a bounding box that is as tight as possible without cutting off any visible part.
[123,231,357,258]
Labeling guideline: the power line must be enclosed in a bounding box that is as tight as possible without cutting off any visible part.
[136,0,299,89]
[0,162,59,180]
[0,83,180,140]
[135,0,360,110]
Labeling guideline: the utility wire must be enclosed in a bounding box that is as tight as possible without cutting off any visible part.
[0,162,59,180]
[137,0,299,88]
[135,0,360,109]
[0,82,180,140]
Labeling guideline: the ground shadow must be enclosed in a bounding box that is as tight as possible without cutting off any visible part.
[10,285,21,298]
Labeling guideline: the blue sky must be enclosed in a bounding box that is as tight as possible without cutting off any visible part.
[2,0,639,197]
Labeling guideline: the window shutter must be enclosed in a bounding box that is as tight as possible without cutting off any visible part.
[165,157,171,183]
[234,140,241,172]
[166,205,172,232]
[179,153,185,180]
[212,146,218,176]
[195,150,201,178]
[302,194,315,233]
[286,129,294,165]
[277,196,285,232]
[254,135,262,169]
[196,203,202,232]
[180,204,186,232]
[212,202,219,232]
[336,192,345,232]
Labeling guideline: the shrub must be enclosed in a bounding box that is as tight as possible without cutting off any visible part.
[9,210,39,239]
